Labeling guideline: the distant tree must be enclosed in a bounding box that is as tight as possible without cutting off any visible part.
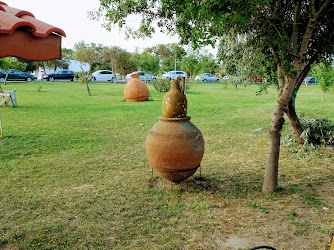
[43,60,67,72]
[313,62,334,102]
[62,48,74,59]
[160,57,175,72]
[180,52,200,78]
[0,58,10,85]
[102,46,119,84]
[38,61,47,77]
[145,44,171,59]
[137,52,160,75]
[198,53,219,75]
[18,59,39,73]
[0,58,10,71]
[116,49,137,80]
[145,43,186,72]
[101,46,136,82]
[0,57,27,85]
[74,41,100,96]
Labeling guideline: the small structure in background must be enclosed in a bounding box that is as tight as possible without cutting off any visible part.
[0,1,66,139]
[0,1,66,61]
[36,60,90,80]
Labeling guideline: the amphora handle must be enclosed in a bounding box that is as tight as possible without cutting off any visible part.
[177,76,186,94]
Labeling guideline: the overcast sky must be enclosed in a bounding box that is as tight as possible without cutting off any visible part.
[8,0,217,54]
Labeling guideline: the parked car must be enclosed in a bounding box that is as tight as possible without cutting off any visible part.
[0,69,37,82]
[91,70,121,82]
[195,73,220,82]
[222,76,230,81]
[254,77,263,83]
[43,70,75,81]
[162,71,187,80]
[126,71,158,82]
[303,77,318,85]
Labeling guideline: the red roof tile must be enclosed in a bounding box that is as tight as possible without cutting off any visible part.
[0,1,66,37]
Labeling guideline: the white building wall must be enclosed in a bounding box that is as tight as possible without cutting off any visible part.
[35,59,90,80]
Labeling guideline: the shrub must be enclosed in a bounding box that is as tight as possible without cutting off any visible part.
[300,118,334,146]
[153,79,171,92]
[74,72,91,84]
[283,117,334,146]
[153,79,190,92]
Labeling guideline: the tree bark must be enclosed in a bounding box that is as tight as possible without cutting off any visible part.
[4,71,8,85]
[112,65,117,84]
[263,77,296,192]
[85,80,91,96]
[286,97,304,144]
[284,62,313,144]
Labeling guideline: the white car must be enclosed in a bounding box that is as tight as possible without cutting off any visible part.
[222,76,230,81]
[195,73,220,82]
[91,70,121,82]
[162,71,187,80]
[126,71,158,82]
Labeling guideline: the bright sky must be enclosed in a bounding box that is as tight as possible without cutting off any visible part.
[9,0,217,55]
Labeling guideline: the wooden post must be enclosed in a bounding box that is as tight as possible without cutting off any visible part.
[0,115,3,139]
[0,86,8,106]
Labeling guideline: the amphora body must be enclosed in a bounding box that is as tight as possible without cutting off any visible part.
[124,74,150,102]
[146,116,204,183]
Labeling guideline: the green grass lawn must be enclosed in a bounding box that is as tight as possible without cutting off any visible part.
[0,81,333,249]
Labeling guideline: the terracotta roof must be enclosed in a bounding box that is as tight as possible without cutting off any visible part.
[0,1,66,38]
[0,2,66,61]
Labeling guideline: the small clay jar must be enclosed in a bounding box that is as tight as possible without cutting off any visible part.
[162,79,187,118]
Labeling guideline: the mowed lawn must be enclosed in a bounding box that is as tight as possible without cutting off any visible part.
[0,81,333,249]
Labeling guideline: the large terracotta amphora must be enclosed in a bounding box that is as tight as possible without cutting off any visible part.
[124,74,150,102]
[145,116,204,183]
[162,78,187,118]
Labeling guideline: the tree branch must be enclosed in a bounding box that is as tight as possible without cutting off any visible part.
[295,60,314,91]
[267,27,286,76]
[316,0,333,17]
[297,15,315,66]
[292,0,302,56]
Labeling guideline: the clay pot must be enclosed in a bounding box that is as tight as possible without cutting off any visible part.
[162,80,187,118]
[124,76,150,102]
[146,116,204,183]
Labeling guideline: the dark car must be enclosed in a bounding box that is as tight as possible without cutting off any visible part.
[0,69,37,82]
[43,70,75,81]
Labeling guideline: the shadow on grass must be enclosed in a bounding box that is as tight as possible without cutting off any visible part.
[149,170,329,200]
[149,171,264,198]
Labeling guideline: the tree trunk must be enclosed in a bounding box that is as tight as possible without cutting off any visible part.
[263,77,296,192]
[286,97,304,144]
[112,65,117,84]
[85,79,91,96]
[4,71,8,85]
[263,102,285,192]
[322,90,324,102]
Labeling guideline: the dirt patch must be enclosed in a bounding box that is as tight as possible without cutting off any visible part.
[218,235,268,249]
